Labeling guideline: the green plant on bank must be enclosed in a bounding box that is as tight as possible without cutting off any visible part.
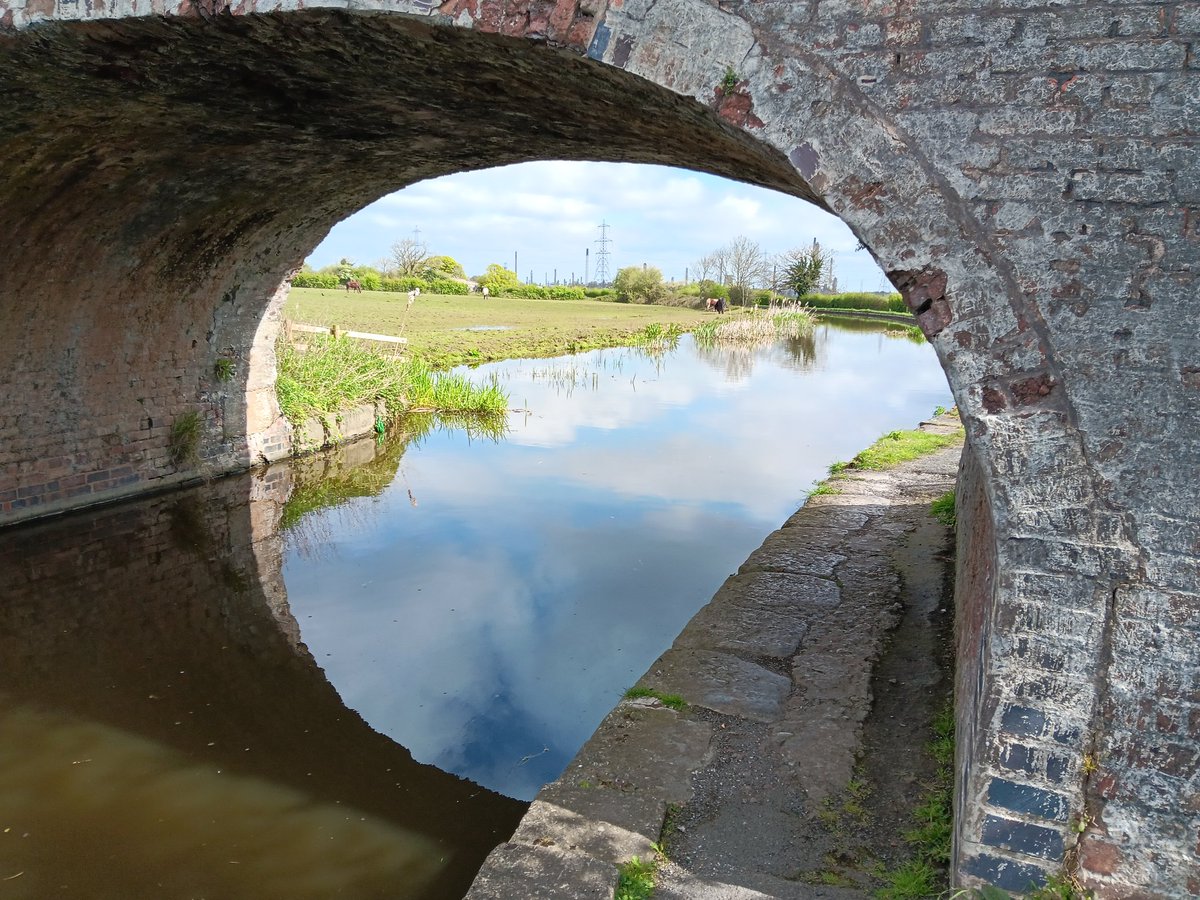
[615,854,658,900]
[169,410,202,467]
[874,703,955,899]
[808,481,841,497]
[275,334,507,429]
[842,428,963,471]
[214,356,235,382]
[623,686,688,711]
[720,65,739,93]
[930,491,957,529]
[877,859,940,900]
[630,322,684,352]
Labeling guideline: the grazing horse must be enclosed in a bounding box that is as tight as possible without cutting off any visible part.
[706,297,719,312]
[345,279,363,293]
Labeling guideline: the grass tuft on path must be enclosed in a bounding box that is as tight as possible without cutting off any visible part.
[843,428,963,471]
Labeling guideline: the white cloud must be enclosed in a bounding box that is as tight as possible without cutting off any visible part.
[307,161,889,289]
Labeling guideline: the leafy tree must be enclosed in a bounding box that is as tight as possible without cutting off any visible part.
[336,258,357,285]
[477,263,520,292]
[613,265,667,304]
[424,255,466,280]
[782,242,824,298]
[389,238,429,277]
[697,279,729,300]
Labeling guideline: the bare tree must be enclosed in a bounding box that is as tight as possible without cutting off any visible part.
[709,246,731,285]
[725,235,767,305]
[389,238,428,277]
[692,253,716,284]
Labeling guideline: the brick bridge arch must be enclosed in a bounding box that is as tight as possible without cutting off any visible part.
[1,1,1196,895]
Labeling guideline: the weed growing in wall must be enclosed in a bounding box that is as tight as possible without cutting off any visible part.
[169,411,202,467]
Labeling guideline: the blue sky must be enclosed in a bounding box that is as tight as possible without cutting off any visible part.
[306,161,893,291]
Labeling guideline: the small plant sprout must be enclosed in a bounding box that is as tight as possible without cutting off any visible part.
[623,685,688,711]
[615,855,657,900]
[720,65,739,93]
[930,490,957,528]
[214,356,235,382]
[1081,752,1099,774]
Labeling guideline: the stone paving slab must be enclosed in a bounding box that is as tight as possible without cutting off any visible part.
[673,598,810,659]
[646,648,793,722]
[512,791,663,862]
[564,704,714,803]
[464,843,617,900]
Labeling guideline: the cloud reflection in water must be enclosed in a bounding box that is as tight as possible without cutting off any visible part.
[283,324,951,800]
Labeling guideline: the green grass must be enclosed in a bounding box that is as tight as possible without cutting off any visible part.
[275,334,507,429]
[615,856,657,900]
[169,411,202,466]
[844,428,963,471]
[876,859,939,899]
[876,702,955,898]
[285,287,714,370]
[624,686,688,711]
[628,321,684,352]
[930,491,957,528]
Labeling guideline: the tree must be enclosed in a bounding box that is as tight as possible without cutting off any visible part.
[336,258,357,285]
[613,265,667,304]
[477,263,519,292]
[725,236,767,305]
[692,252,720,284]
[781,242,824,298]
[697,279,729,301]
[389,238,428,277]
[424,255,466,280]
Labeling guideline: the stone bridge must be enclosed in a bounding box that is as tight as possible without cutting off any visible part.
[0,0,1196,894]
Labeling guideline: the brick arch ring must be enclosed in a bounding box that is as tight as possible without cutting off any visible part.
[1,0,1194,894]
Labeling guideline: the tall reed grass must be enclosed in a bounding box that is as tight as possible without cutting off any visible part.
[692,304,816,348]
[276,335,507,427]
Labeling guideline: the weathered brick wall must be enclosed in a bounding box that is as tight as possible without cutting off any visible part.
[0,0,1196,893]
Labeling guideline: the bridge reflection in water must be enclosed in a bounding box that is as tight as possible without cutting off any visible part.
[0,466,524,900]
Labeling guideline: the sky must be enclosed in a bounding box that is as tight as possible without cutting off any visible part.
[306,161,893,292]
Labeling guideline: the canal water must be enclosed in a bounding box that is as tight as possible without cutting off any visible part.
[0,320,950,899]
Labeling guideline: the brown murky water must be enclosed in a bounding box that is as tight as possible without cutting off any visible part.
[0,474,523,899]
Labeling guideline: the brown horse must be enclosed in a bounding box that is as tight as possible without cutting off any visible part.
[345,279,362,293]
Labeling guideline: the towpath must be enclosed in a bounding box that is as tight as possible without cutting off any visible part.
[467,415,964,899]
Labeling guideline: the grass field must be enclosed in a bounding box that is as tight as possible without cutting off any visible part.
[285,288,716,369]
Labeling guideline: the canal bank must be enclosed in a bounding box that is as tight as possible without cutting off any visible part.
[466,413,964,899]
